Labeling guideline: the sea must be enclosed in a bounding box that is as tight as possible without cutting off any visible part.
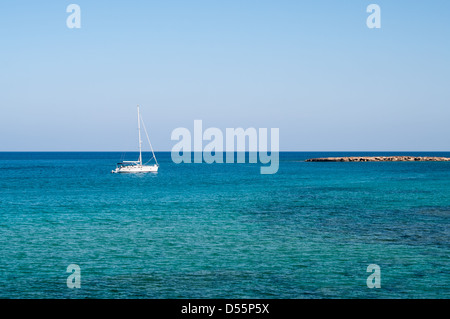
[0,152,448,298]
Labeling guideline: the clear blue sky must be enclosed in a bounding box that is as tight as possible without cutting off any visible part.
[0,0,449,151]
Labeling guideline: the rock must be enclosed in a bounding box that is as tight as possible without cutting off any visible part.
[305,156,450,162]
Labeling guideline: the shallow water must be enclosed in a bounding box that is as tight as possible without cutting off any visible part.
[0,152,449,298]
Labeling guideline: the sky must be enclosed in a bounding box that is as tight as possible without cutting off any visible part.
[0,0,449,151]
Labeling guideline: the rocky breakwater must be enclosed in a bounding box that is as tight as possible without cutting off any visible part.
[305,156,450,162]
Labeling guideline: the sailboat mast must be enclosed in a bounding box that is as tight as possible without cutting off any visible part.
[137,105,142,165]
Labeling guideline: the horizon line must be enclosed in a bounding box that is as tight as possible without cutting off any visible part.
[0,150,449,153]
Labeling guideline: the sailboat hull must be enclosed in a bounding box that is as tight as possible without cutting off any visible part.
[112,164,159,174]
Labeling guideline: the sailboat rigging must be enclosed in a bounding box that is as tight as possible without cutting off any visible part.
[112,105,159,173]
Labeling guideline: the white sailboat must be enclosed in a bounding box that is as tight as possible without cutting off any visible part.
[112,105,159,173]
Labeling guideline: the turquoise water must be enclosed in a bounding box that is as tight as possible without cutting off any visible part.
[0,152,449,298]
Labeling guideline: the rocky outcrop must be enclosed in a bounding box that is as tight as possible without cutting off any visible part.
[305,156,450,162]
